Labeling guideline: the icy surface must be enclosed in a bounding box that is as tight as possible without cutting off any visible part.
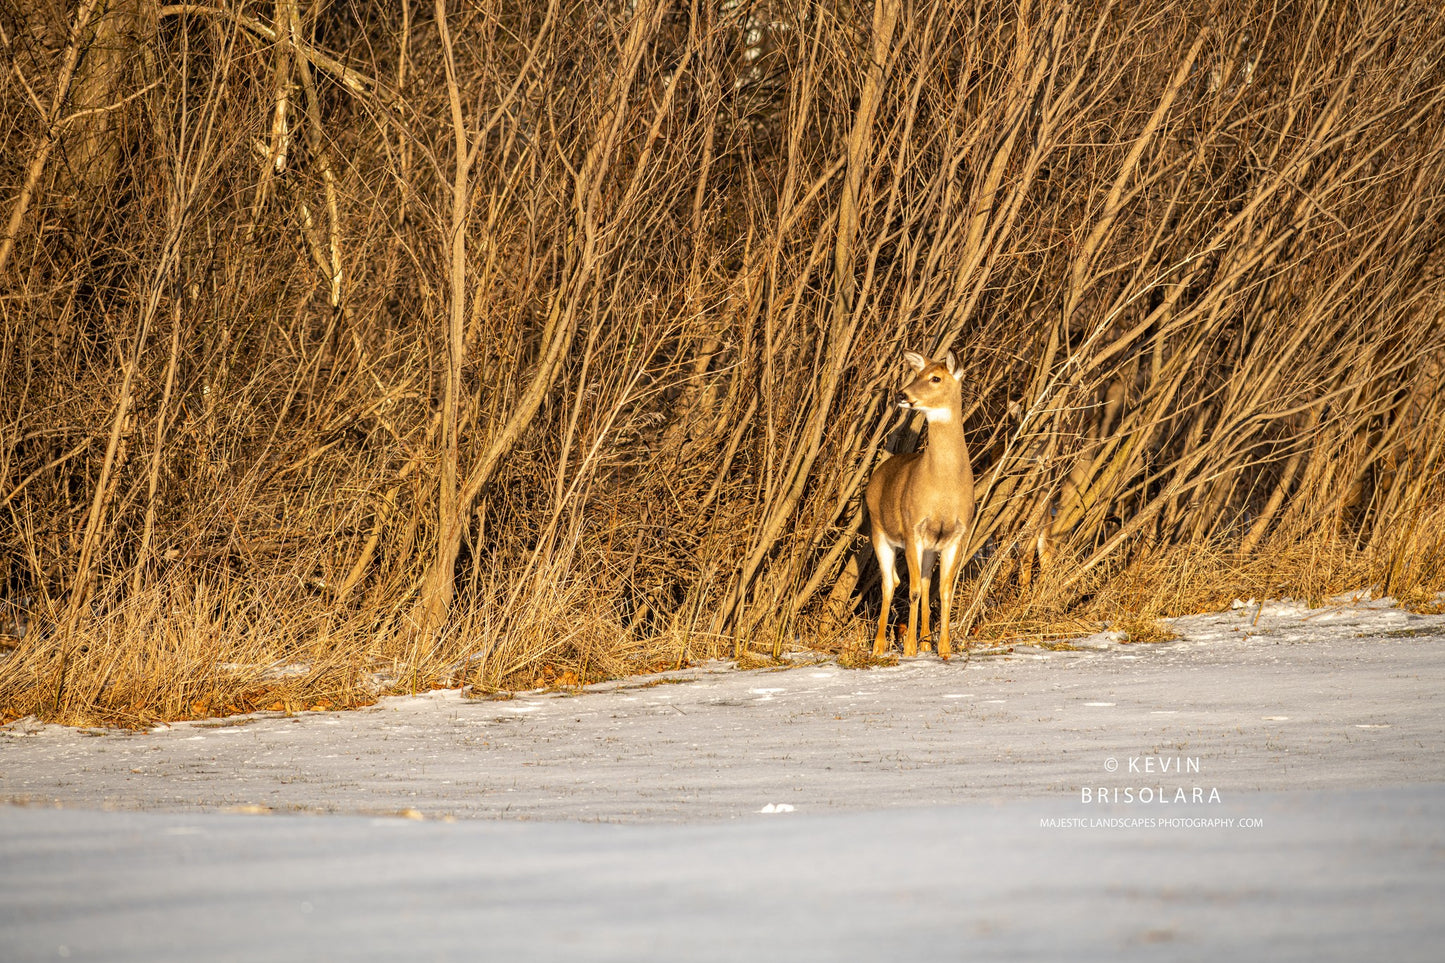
[1,786,1441,962]
[2,596,1444,960]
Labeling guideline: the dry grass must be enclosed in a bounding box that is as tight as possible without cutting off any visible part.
[1397,587,1445,616]
[1114,618,1179,645]
[3,0,1445,725]
[835,644,899,670]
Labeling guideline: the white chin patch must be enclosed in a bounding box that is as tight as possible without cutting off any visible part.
[923,408,953,423]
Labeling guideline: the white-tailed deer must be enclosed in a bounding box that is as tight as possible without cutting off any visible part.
[866,350,976,659]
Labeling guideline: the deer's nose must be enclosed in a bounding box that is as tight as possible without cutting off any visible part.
[895,391,912,408]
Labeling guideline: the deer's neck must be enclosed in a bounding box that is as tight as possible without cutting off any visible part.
[921,408,973,483]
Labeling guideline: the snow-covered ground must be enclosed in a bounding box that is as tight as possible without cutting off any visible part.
[2,595,1444,960]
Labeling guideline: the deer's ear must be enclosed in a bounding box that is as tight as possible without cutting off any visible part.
[903,351,928,372]
[945,351,961,379]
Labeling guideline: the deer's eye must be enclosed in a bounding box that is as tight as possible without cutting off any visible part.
[930,376,941,383]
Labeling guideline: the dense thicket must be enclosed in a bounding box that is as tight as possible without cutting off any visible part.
[3,0,1444,723]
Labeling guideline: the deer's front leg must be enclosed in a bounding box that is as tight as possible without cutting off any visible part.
[917,549,935,654]
[937,539,964,660]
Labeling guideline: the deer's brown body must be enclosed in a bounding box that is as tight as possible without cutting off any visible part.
[865,351,976,658]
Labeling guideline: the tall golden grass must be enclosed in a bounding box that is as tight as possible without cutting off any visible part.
[2,0,1443,725]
